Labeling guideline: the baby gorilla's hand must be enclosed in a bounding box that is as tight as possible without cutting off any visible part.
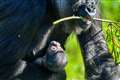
[34,41,67,72]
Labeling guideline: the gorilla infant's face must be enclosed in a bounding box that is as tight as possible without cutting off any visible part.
[44,41,67,72]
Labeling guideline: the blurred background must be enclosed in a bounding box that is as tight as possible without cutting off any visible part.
[65,0,120,80]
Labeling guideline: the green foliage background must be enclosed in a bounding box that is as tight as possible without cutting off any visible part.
[101,0,120,64]
[65,0,120,80]
[65,32,85,80]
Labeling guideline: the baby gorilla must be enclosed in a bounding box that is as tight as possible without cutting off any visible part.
[12,41,67,80]
[34,41,67,72]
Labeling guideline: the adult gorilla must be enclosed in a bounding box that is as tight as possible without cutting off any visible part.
[0,0,67,80]
[0,0,119,80]
[50,0,120,79]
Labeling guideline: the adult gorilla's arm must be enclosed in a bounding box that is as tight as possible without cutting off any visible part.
[76,0,120,80]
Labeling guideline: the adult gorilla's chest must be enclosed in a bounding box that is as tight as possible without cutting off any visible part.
[0,0,47,60]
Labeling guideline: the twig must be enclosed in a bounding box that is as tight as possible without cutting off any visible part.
[53,16,84,25]
[93,18,120,24]
[53,16,120,25]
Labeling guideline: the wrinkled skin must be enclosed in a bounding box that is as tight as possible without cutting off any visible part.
[0,0,120,80]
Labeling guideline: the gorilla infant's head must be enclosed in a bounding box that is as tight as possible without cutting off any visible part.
[44,41,67,72]
[34,41,67,72]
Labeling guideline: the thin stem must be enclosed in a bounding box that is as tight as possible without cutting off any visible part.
[93,18,120,24]
[53,16,120,26]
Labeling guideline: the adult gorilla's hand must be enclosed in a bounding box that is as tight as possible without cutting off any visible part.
[73,0,97,31]
[34,41,67,72]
